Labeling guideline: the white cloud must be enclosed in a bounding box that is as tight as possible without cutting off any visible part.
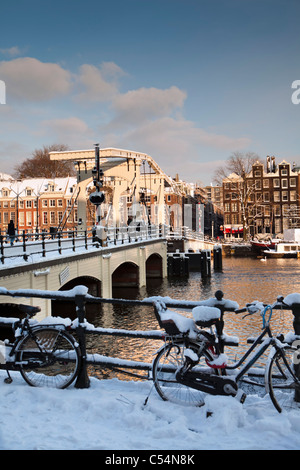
[40,117,95,146]
[110,86,186,126]
[104,116,251,182]
[75,62,125,102]
[0,57,72,101]
[0,46,22,57]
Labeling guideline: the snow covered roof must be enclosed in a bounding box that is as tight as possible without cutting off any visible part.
[0,177,77,196]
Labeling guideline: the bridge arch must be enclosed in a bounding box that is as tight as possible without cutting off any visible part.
[51,275,101,318]
[112,262,139,288]
[146,253,163,279]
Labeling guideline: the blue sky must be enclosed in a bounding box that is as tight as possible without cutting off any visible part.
[0,0,299,185]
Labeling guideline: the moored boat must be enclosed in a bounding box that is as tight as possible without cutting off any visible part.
[263,242,300,258]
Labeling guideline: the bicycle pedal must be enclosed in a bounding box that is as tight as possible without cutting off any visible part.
[235,389,246,404]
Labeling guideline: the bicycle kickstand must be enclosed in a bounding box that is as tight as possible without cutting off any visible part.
[4,369,13,384]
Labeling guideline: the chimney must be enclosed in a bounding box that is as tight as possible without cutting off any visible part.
[271,156,276,173]
[266,156,271,173]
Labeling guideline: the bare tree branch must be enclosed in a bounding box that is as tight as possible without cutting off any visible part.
[14,144,76,179]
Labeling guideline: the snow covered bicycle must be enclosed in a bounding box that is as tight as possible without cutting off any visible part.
[151,297,300,413]
[0,303,81,388]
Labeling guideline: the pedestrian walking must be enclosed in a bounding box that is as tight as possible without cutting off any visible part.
[7,220,15,246]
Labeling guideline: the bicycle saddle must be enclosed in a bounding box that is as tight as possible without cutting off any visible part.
[17,304,41,317]
[192,306,221,327]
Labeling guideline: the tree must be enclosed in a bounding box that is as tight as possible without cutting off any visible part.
[214,151,263,240]
[14,144,76,179]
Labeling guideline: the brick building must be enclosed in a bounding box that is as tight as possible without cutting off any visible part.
[222,157,300,239]
[0,177,78,235]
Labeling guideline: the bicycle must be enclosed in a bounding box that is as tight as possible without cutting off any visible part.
[0,303,81,389]
[151,296,300,413]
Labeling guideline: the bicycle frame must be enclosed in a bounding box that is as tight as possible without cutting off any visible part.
[222,305,291,384]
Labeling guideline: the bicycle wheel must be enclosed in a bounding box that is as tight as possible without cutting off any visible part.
[152,340,218,407]
[266,346,300,413]
[16,327,81,389]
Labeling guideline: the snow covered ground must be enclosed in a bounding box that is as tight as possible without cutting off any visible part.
[0,370,299,450]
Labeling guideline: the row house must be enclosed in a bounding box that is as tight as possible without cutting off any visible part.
[223,157,300,239]
[0,177,78,235]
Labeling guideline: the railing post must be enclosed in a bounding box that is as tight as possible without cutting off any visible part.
[74,293,90,389]
[22,230,28,261]
[72,230,75,251]
[84,230,88,250]
[42,232,46,257]
[58,232,62,255]
[0,235,4,264]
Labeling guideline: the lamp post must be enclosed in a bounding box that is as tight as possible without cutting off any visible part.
[89,143,106,244]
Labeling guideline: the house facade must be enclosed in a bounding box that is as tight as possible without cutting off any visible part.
[0,177,78,235]
[222,157,300,239]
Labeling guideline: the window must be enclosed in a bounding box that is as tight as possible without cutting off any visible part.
[274,205,281,216]
[273,179,280,188]
[274,191,280,202]
[255,180,261,190]
[48,184,55,192]
[43,212,48,224]
[19,213,24,226]
[26,189,32,196]
[290,177,296,187]
[255,170,261,177]
[19,200,24,208]
[290,191,297,201]
[2,189,9,197]
[232,214,239,224]
[282,191,288,202]
[42,199,48,207]
[232,202,238,212]
[50,199,56,207]
[263,192,270,202]
[225,203,230,212]
[57,199,63,207]
[26,200,32,208]
[3,201,8,208]
[50,212,56,224]
[263,179,269,188]
[26,212,32,226]
[281,168,288,176]
[225,214,231,224]
[282,179,288,189]
[264,206,271,216]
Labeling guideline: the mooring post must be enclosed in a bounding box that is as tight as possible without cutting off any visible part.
[74,293,90,389]
[213,245,223,271]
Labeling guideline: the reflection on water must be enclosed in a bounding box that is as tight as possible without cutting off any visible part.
[86,257,300,379]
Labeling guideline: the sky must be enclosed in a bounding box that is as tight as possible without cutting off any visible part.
[0,0,299,185]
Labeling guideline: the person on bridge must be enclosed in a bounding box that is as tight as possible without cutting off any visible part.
[7,220,15,246]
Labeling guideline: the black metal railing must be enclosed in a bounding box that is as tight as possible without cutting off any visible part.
[0,224,165,264]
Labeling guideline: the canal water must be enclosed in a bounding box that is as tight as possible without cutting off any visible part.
[85,257,300,380]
